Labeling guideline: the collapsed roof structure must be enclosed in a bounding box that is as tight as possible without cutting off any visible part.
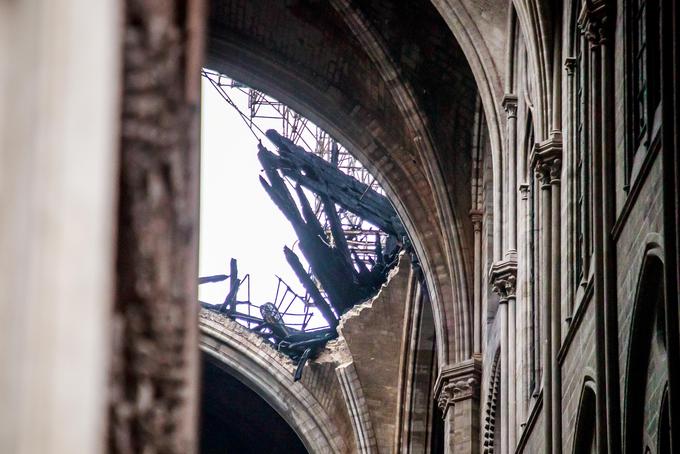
[199,72,409,379]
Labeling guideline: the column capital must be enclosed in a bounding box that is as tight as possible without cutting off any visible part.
[577,0,611,45]
[435,358,482,416]
[470,209,483,231]
[530,134,562,186]
[489,258,518,300]
[502,94,518,119]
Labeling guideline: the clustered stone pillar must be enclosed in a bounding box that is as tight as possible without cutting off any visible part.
[503,94,519,451]
[435,359,482,453]
[549,140,563,452]
[488,93,520,454]
[530,138,562,454]
[579,2,614,449]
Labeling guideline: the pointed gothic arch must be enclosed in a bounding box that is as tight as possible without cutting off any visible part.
[572,377,597,453]
[623,242,670,453]
[200,314,349,454]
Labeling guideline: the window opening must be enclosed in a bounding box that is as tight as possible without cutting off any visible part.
[629,0,662,173]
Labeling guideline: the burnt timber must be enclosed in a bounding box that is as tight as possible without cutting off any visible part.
[258,129,403,318]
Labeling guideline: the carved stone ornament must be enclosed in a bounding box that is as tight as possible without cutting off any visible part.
[470,209,483,232]
[434,358,482,416]
[489,259,518,300]
[502,94,518,120]
[530,134,562,186]
[437,378,480,412]
[577,0,610,46]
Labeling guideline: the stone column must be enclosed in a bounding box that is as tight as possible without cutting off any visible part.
[563,57,576,323]
[531,138,562,453]
[503,95,519,451]
[499,297,508,454]
[471,210,483,354]
[517,182,530,426]
[530,141,559,453]
[579,2,609,450]
[494,148,504,262]
[598,12,623,454]
[508,288,517,450]
[490,260,518,453]
[435,359,482,454]
[504,95,519,256]
[542,136,564,454]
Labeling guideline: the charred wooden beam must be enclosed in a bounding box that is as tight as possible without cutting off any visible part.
[284,246,338,328]
[259,160,365,314]
[198,274,228,284]
[322,194,354,271]
[219,258,239,314]
[294,348,312,382]
[258,130,404,320]
[261,129,407,240]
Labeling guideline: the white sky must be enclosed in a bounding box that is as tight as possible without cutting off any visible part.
[198,77,307,310]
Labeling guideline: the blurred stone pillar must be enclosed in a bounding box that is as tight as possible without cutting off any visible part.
[109,1,205,452]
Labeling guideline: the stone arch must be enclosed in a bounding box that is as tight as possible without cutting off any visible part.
[200,352,308,452]
[431,0,507,263]
[571,376,597,453]
[623,242,669,453]
[564,0,581,57]
[327,0,472,363]
[510,0,558,139]
[431,0,506,160]
[199,313,350,454]
[206,0,484,366]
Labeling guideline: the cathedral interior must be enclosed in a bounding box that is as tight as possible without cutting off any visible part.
[1,0,679,453]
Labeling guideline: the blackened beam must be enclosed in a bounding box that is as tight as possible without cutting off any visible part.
[259,148,377,315]
[198,274,227,284]
[284,246,339,328]
[219,258,239,313]
[262,129,407,240]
